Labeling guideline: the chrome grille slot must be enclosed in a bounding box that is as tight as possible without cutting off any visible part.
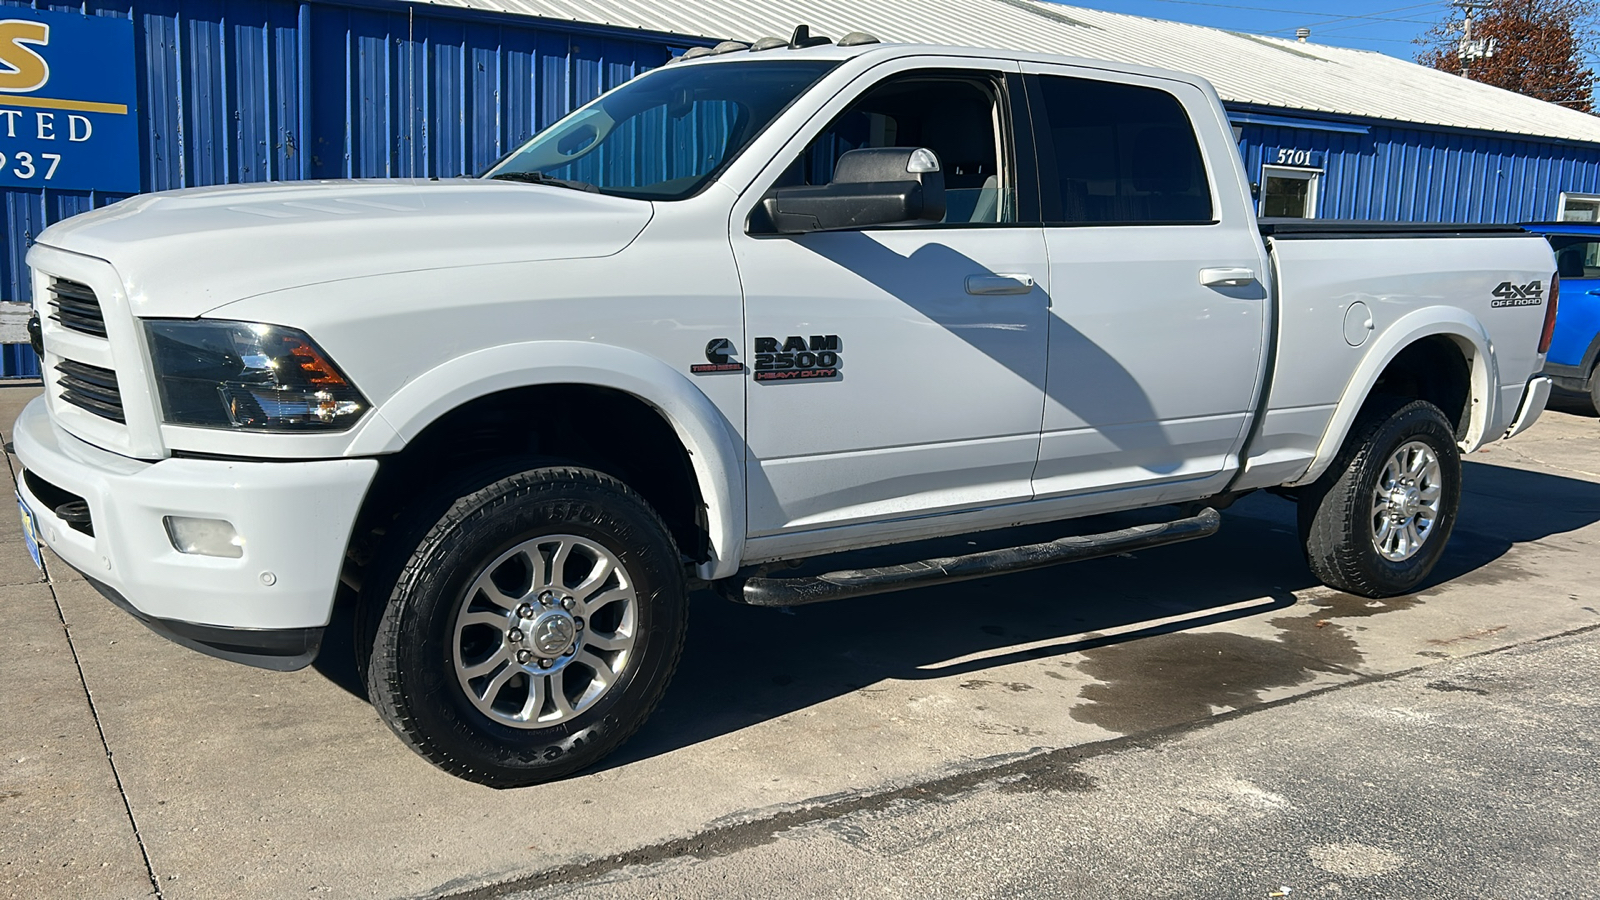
[55,359,125,423]
[48,278,107,337]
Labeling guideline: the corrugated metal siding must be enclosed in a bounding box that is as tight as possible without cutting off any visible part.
[0,344,40,379]
[1236,120,1600,223]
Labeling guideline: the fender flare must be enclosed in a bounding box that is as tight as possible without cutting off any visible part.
[1286,307,1498,488]
[348,341,747,580]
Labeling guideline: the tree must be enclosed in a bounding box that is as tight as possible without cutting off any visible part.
[1416,0,1597,113]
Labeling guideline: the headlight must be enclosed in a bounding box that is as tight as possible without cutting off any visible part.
[145,320,369,432]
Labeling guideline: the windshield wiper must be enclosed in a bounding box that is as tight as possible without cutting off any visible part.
[489,171,601,193]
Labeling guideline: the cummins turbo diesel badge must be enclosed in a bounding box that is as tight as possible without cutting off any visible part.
[690,338,743,374]
[753,335,840,382]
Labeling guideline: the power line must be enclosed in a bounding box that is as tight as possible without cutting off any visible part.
[1297,2,1441,29]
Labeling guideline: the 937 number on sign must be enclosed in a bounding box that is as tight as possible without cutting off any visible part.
[0,152,64,181]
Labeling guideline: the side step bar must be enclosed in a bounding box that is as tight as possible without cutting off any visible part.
[730,507,1222,608]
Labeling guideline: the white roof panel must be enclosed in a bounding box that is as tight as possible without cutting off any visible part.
[418,0,1600,145]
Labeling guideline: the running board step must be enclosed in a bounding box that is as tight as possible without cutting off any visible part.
[730,507,1222,607]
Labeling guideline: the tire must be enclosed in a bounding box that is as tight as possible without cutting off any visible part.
[1297,399,1462,599]
[364,466,687,787]
[1587,365,1600,417]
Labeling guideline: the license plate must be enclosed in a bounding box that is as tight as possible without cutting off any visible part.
[16,491,43,572]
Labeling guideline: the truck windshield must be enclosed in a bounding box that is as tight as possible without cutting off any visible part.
[485,60,838,201]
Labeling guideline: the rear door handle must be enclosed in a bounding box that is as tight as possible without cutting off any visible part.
[1199,267,1256,287]
[965,274,1035,295]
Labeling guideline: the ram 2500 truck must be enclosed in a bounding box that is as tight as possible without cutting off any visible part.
[14,36,1557,786]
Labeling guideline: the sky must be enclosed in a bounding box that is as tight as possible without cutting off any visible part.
[1047,0,1451,61]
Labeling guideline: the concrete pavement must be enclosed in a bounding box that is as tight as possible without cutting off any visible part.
[1,382,1597,899]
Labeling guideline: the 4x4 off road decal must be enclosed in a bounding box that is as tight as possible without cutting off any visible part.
[690,338,744,374]
[753,335,841,382]
[1491,280,1544,308]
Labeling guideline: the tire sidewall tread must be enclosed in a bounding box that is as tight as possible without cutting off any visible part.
[365,466,686,788]
[1299,399,1462,599]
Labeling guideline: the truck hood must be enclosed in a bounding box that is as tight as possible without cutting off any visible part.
[34,179,654,318]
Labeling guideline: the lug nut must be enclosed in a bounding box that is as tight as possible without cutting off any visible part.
[538,658,553,669]
[508,629,523,643]
[561,597,575,610]
[517,604,533,618]
[574,618,584,631]
[540,591,555,607]
[516,649,533,664]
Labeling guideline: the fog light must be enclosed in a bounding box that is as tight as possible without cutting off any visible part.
[163,516,243,558]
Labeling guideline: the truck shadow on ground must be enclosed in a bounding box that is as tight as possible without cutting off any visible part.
[312,459,1600,766]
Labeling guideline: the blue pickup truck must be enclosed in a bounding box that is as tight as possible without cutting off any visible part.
[1526,223,1600,413]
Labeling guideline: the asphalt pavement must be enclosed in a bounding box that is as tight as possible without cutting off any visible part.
[2,382,1597,900]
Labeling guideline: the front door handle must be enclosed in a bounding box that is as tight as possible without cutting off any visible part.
[966,274,1035,295]
[1199,267,1257,287]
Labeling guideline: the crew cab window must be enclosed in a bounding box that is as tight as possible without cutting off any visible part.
[1550,236,1600,279]
[1028,75,1213,225]
[779,73,1015,225]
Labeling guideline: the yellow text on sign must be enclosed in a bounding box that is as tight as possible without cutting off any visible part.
[0,20,50,93]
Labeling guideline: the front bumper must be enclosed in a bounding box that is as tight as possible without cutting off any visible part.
[12,396,377,667]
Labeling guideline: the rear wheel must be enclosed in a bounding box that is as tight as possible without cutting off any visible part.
[365,466,687,787]
[1587,365,1600,416]
[1298,399,1462,598]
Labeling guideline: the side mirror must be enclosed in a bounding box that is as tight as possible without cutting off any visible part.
[760,147,947,234]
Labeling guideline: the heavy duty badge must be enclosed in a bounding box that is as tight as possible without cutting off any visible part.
[690,337,744,374]
[753,335,841,382]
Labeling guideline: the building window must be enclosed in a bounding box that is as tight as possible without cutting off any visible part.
[1260,165,1320,218]
[1558,192,1600,222]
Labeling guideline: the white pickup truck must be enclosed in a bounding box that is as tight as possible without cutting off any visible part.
[14,34,1558,786]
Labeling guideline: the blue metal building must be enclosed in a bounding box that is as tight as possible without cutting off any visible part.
[5,0,1600,376]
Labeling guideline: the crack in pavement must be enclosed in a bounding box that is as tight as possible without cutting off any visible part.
[5,435,165,900]
[429,620,1600,900]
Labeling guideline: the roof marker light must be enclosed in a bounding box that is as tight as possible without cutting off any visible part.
[837,32,881,47]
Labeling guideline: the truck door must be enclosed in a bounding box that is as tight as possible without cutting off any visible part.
[1546,233,1600,380]
[732,60,1050,540]
[1021,65,1270,502]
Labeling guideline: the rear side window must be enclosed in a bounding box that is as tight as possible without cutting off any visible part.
[1549,236,1600,278]
[1029,75,1213,225]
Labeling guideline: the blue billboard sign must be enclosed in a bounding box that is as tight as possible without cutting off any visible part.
[0,9,138,192]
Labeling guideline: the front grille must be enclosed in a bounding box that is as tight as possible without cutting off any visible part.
[48,278,107,337]
[55,359,125,423]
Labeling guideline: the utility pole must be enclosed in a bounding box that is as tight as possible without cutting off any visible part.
[1454,0,1497,77]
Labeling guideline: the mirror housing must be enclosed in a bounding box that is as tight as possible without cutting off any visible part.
[761,147,946,234]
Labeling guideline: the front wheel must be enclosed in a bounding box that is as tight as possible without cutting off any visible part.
[1586,365,1600,417]
[1297,399,1462,598]
[365,466,687,787]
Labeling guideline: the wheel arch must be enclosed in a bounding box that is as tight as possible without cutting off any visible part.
[349,341,746,580]
[1288,308,1496,488]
